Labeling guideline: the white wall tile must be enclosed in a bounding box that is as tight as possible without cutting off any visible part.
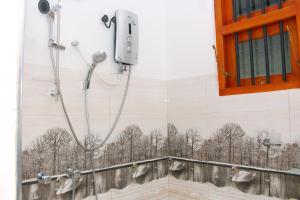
[22,114,111,149]
[204,75,289,113]
[110,76,166,115]
[290,109,300,142]
[204,110,290,143]
[167,76,206,115]
[111,114,167,137]
[288,89,300,111]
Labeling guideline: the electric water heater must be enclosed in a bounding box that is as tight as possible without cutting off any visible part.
[114,9,138,65]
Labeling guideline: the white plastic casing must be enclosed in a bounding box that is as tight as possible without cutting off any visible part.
[114,9,138,65]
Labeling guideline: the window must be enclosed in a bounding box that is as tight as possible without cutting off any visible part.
[235,0,285,16]
[239,32,291,79]
[214,0,300,95]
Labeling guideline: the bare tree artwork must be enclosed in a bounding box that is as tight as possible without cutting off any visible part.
[22,122,300,180]
[43,128,72,175]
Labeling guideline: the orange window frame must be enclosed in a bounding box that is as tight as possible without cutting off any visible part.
[214,0,300,96]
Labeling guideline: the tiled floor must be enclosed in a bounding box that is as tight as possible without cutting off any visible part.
[83,176,280,200]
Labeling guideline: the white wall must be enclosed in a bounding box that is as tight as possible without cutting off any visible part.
[24,0,217,80]
[164,0,216,79]
[24,0,168,79]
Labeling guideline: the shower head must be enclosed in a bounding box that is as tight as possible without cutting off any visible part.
[85,51,107,89]
[38,0,62,17]
[91,51,107,67]
[38,0,51,14]
[71,40,79,47]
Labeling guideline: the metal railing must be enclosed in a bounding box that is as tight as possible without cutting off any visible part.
[22,156,300,185]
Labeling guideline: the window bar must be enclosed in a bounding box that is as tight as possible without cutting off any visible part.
[278,0,287,82]
[233,0,241,86]
[262,0,271,84]
[247,0,255,85]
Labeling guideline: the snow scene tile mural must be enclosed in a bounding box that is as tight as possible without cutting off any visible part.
[22,66,300,200]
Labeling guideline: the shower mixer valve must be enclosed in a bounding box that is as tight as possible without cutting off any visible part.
[49,39,66,51]
[47,87,59,101]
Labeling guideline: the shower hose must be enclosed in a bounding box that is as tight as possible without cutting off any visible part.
[49,46,131,200]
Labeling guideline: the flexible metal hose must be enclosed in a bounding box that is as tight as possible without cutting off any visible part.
[51,62,131,152]
[48,13,131,151]
[47,6,131,199]
[83,85,98,200]
[50,48,131,199]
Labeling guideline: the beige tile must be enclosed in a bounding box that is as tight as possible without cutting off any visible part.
[22,114,111,149]
[204,73,219,97]
[288,89,300,110]
[22,64,110,116]
[22,80,62,115]
[168,110,290,143]
[166,75,289,116]
[110,114,168,139]
[23,63,85,83]
[167,99,205,116]
[167,76,206,115]
[22,64,167,150]
[166,74,292,144]
[167,113,206,135]
[23,63,53,82]
[110,76,166,115]
[167,77,205,115]
[205,75,289,113]
[203,110,290,143]
[290,109,300,143]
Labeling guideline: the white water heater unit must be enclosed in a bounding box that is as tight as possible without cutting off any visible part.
[114,9,139,65]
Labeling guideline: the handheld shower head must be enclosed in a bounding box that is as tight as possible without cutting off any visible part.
[85,51,107,89]
[91,51,107,67]
[71,41,79,47]
[38,0,62,17]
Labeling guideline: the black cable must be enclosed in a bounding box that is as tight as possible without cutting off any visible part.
[102,16,116,29]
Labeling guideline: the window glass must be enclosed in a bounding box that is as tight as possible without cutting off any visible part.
[239,32,291,79]
[235,0,283,17]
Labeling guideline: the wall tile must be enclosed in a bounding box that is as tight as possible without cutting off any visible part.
[22,114,111,149]
[205,75,289,113]
[288,89,300,111]
[290,109,300,142]
[168,110,290,144]
[167,76,206,115]
[110,76,166,115]
[203,110,290,143]
[23,64,111,116]
[111,114,168,138]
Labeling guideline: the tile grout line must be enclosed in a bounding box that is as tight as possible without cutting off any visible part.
[288,91,292,143]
